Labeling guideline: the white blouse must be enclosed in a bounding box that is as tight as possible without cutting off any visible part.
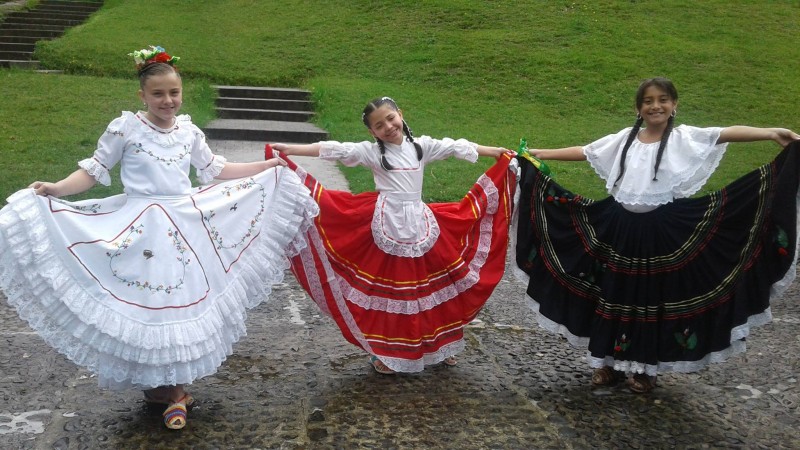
[320,136,479,256]
[584,125,727,212]
[78,112,226,196]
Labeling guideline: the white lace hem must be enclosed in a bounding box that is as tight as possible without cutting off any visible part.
[0,167,318,389]
[526,293,776,376]
[377,340,465,373]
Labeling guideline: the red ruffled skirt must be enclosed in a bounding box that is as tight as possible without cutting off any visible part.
[267,146,517,372]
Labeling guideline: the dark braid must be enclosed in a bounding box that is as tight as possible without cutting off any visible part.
[402,120,423,161]
[362,96,422,171]
[376,138,392,171]
[613,116,644,186]
[652,115,675,181]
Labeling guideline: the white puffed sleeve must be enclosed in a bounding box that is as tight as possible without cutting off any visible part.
[78,113,130,186]
[319,140,375,167]
[418,136,479,163]
[188,123,227,184]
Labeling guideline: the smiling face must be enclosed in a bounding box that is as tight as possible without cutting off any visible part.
[365,104,405,145]
[637,85,677,129]
[138,71,183,128]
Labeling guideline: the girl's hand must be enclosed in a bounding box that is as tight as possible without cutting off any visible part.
[29,181,58,197]
[264,158,287,169]
[271,143,289,154]
[774,128,800,147]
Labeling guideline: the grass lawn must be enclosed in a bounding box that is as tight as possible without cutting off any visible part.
[2,0,799,203]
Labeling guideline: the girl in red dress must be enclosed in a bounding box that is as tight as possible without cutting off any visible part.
[270,96,517,374]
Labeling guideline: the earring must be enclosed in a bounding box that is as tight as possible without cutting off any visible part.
[671,110,676,117]
[636,113,642,120]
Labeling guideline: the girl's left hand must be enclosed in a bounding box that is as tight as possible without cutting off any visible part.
[265,158,287,169]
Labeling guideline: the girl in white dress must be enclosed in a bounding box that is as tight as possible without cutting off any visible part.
[514,77,800,393]
[0,46,318,429]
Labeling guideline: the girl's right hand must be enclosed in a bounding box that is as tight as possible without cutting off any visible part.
[29,181,57,197]
[774,128,800,147]
[271,143,289,154]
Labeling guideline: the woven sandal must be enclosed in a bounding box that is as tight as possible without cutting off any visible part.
[591,366,624,386]
[369,356,395,375]
[628,374,656,394]
[443,356,458,366]
[143,390,196,411]
[163,394,191,430]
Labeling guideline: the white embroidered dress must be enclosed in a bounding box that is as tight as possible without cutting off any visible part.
[0,112,317,389]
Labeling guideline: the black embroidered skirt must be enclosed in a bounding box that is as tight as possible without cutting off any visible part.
[513,142,800,375]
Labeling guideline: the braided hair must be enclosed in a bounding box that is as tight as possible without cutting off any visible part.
[613,77,678,185]
[362,97,423,171]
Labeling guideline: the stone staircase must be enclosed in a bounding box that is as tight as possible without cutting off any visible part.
[0,1,327,145]
[204,85,328,143]
[0,0,103,69]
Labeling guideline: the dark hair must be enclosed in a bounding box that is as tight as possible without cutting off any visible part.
[613,77,678,185]
[138,62,179,88]
[362,97,422,171]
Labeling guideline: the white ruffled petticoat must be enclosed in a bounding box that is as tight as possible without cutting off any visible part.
[0,166,317,389]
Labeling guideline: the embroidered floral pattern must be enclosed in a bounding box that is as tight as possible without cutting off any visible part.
[50,198,102,214]
[674,328,698,351]
[106,224,190,293]
[544,186,578,205]
[774,226,790,257]
[132,142,189,164]
[204,178,266,250]
[613,334,631,353]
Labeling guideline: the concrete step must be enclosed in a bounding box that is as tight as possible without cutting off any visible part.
[0,59,40,69]
[0,50,33,60]
[35,5,100,15]
[38,0,103,9]
[0,28,64,38]
[2,16,83,27]
[216,97,314,112]
[0,42,35,52]
[216,107,315,122]
[7,11,93,21]
[0,35,43,44]
[214,85,310,101]
[203,119,328,143]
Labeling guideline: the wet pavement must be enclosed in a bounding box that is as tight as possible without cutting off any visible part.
[1,141,798,449]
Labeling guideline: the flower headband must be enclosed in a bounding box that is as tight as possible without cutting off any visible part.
[129,45,180,72]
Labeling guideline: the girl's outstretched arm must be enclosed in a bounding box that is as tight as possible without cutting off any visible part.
[216,158,287,180]
[272,142,322,157]
[530,146,587,161]
[29,168,97,197]
[718,126,800,147]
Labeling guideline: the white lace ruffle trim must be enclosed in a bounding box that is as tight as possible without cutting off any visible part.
[0,168,318,389]
[378,340,465,373]
[78,158,111,186]
[196,155,227,185]
[370,197,440,257]
[525,294,777,376]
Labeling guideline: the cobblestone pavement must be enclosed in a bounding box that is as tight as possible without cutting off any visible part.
[1,141,798,448]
